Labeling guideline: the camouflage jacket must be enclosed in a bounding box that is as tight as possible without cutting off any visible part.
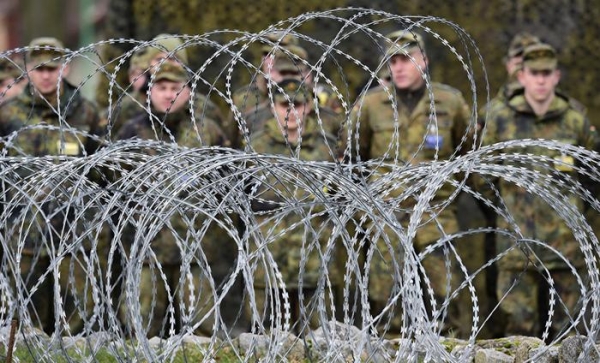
[117,106,226,149]
[228,83,268,148]
[117,105,228,265]
[480,83,587,129]
[248,116,338,288]
[0,82,103,254]
[0,82,103,156]
[348,82,471,207]
[107,88,228,144]
[483,92,595,269]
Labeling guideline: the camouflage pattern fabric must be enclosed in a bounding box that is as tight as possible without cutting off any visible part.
[483,90,595,339]
[314,82,343,114]
[116,105,236,337]
[496,268,583,338]
[348,81,471,336]
[107,89,229,144]
[483,91,595,270]
[246,114,339,332]
[0,83,103,157]
[229,83,268,148]
[0,82,104,334]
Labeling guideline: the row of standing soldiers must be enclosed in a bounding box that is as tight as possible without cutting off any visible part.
[0,29,596,341]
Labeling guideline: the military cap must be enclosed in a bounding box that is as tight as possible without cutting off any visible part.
[272,45,308,72]
[0,57,22,81]
[27,37,66,68]
[506,32,540,58]
[145,34,189,66]
[522,43,557,71]
[260,30,299,54]
[385,30,425,53]
[274,78,310,104]
[152,61,188,83]
[129,49,148,71]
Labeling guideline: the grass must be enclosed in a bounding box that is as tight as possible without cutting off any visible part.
[1,344,312,362]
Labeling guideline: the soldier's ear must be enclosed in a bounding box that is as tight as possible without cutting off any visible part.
[61,63,71,77]
[554,69,561,83]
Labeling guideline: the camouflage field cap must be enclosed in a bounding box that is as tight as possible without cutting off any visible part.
[0,57,22,80]
[522,43,557,71]
[260,30,299,54]
[385,30,425,54]
[273,45,308,72]
[507,32,541,58]
[274,78,310,104]
[145,34,189,65]
[129,49,148,71]
[152,62,188,83]
[27,37,66,68]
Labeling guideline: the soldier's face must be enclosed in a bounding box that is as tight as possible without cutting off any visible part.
[388,50,427,91]
[273,100,309,133]
[27,64,68,97]
[518,67,560,103]
[150,80,190,113]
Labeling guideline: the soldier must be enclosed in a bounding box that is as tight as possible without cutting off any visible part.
[107,34,226,141]
[230,41,305,148]
[246,78,339,336]
[471,31,543,339]
[0,37,104,334]
[126,49,148,94]
[480,32,584,120]
[0,56,27,104]
[116,60,234,338]
[482,43,595,340]
[495,32,541,104]
[347,31,472,337]
[231,31,300,115]
[233,43,343,153]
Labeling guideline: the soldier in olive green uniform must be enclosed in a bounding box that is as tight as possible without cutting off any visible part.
[117,61,235,338]
[0,37,104,334]
[471,33,544,340]
[107,34,227,143]
[480,32,585,123]
[494,32,541,105]
[231,41,305,148]
[482,43,595,340]
[231,31,300,113]
[348,32,472,337]
[246,78,339,335]
[234,43,343,155]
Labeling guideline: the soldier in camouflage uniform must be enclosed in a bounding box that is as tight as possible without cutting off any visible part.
[0,56,27,105]
[480,32,585,122]
[233,43,343,154]
[348,31,472,337]
[246,78,339,335]
[116,61,235,338]
[0,37,104,334]
[107,34,227,143]
[494,32,541,105]
[231,31,300,114]
[470,32,544,339]
[231,40,305,148]
[482,43,595,340]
